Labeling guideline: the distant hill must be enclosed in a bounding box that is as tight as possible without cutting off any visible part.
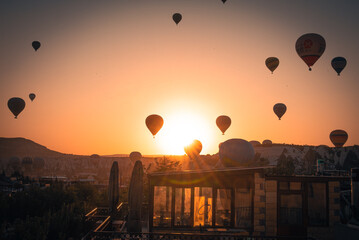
[0,137,67,158]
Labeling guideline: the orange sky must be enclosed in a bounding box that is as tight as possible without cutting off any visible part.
[1,0,359,155]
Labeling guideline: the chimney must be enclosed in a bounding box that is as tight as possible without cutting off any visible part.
[351,168,359,220]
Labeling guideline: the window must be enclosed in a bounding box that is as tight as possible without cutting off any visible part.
[235,187,253,229]
[216,189,232,227]
[194,187,212,226]
[174,188,192,226]
[308,183,327,226]
[153,186,172,227]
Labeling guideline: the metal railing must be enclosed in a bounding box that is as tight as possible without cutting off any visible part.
[85,232,316,240]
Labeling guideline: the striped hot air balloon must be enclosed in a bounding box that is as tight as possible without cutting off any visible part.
[330,130,348,147]
[296,33,326,71]
[265,57,279,74]
[262,139,272,147]
[331,57,347,76]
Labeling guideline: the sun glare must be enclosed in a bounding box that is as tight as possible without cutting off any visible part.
[157,111,213,155]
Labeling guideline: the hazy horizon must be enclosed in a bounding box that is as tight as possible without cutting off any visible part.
[1,0,359,155]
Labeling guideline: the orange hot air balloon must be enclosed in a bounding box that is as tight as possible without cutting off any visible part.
[330,130,348,147]
[145,114,164,138]
[295,33,326,71]
[273,103,287,120]
[265,57,279,74]
[184,140,202,160]
[216,115,231,135]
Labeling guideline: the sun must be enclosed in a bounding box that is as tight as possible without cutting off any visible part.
[156,111,213,155]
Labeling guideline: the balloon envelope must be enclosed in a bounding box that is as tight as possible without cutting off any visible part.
[219,139,255,167]
[145,114,164,138]
[130,151,142,162]
[29,93,36,102]
[273,103,287,120]
[262,139,272,146]
[8,97,26,119]
[265,57,279,73]
[331,57,347,76]
[172,13,182,25]
[216,115,231,135]
[221,0,227,3]
[32,41,41,51]
[330,130,348,147]
[249,140,261,147]
[295,33,326,71]
[184,140,202,160]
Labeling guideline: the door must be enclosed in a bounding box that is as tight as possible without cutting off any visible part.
[277,182,307,237]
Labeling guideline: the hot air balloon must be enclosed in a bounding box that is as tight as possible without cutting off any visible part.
[172,13,182,25]
[145,114,164,138]
[262,139,272,147]
[218,139,255,167]
[265,57,279,74]
[184,140,202,160]
[331,57,347,76]
[22,157,33,171]
[29,93,36,102]
[216,115,231,135]
[295,33,326,71]
[8,97,26,119]
[250,140,261,147]
[221,0,227,3]
[330,130,348,147]
[273,103,287,120]
[32,41,41,51]
[130,151,142,162]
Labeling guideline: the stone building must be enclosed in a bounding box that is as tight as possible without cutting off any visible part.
[147,167,347,239]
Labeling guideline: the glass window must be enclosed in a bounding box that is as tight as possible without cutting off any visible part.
[174,188,192,226]
[216,189,232,227]
[153,186,172,227]
[308,183,327,226]
[279,194,302,225]
[235,187,253,229]
[194,187,212,227]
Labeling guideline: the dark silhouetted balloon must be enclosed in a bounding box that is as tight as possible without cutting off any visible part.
[295,33,326,71]
[184,140,202,160]
[218,139,255,167]
[250,140,261,147]
[146,114,164,138]
[29,93,36,102]
[262,139,272,146]
[221,0,227,3]
[8,97,26,119]
[265,57,279,74]
[32,41,41,51]
[172,13,182,25]
[216,115,231,135]
[331,57,347,76]
[330,130,348,147]
[273,103,287,120]
[130,151,142,162]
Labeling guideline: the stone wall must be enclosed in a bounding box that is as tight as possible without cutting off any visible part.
[265,180,277,236]
[253,172,266,235]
